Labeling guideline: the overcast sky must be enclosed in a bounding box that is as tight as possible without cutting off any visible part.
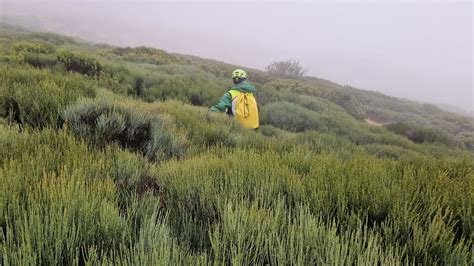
[2,1,473,111]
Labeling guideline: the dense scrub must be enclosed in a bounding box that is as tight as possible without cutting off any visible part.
[0,65,96,128]
[0,24,473,264]
[62,93,187,161]
[1,125,472,264]
[386,121,452,145]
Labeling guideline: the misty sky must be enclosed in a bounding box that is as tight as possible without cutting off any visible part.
[2,1,473,111]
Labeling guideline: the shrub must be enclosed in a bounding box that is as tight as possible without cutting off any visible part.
[62,96,186,161]
[109,46,177,65]
[386,122,451,145]
[27,32,76,45]
[0,65,96,128]
[261,101,323,132]
[22,53,58,68]
[57,50,105,77]
[457,131,474,150]
[156,100,240,151]
[141,73,224,106]
[13,42,56,54]
[12,42,58,68]
[266,59,308,77]
[315,89,366,120]
[258,124,289,138]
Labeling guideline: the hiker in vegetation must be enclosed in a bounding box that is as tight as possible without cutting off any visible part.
[210,69,259,129]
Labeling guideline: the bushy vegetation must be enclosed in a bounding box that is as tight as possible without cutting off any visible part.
[0,65,96,128]
[0,24,473,264]
[386,122,452,145]
[266,59,309,77]
[57,50,105,77]
[102,46,178,66]
[62,93,187,162]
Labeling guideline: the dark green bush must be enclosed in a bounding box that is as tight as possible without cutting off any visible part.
[385,121,411,135]
[57,50,104,77]
[386,122,451,145]
[22,52,58,68]
[62,97,186,161]
[12,42,58,68]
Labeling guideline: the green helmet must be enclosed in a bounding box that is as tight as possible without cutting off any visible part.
[232,69,247,79]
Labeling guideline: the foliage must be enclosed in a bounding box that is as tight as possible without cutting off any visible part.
[22,52,58,68]
[261,101,323,132]
[62,93,187,161]
[266,59,309,77]
[457,131,474,150]
[57,50,105,77]
[386,122,452,145]
[0,65,96,128]
[106,46,178,65]
[12,41,58,68]
[0,25,473,264]
[27,32,77,45]
[13,41,56,54]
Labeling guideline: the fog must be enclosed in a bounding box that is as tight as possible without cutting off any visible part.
[2,1,473,112]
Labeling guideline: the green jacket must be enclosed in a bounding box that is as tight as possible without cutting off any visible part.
[210,81,256,113]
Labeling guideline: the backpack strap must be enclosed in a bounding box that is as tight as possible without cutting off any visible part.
[228,89,241,100]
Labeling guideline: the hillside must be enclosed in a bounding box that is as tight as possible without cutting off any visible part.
[0,23,473,264]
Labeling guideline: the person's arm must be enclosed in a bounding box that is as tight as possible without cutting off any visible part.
[210,92,232,112]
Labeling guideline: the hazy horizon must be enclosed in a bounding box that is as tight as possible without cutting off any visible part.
[1,1,473,112]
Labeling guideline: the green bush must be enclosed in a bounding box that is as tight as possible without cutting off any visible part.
[457,131,474,150]
[386,122,452,145]
[62,96,186,161]
[108,46,178,65]
[261,101,323,132]
[141,72,225,106]
[12,42,58,68]
[27,32,76,45]
[0,65,96,128]
[13,41,56,54]
[22,52,58,68]
[57,50,105,77]
[156,100,240,151]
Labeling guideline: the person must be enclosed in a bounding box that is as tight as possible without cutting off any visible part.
[210,69,259,129]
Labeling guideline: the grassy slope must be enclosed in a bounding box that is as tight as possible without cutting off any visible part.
[0,23,473,264]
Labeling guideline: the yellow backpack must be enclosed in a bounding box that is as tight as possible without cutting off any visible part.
[229,90,259,129]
